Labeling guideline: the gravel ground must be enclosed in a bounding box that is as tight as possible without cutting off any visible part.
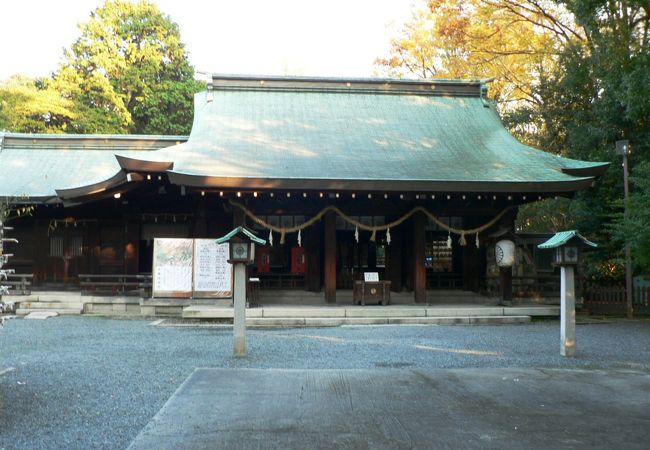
[1,316,649,449]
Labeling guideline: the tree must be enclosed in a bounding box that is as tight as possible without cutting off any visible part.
[52,0,204,134]
[380,0,650,280]
[375,0,575,108]
[514,0,649,279]
[0,75,77,133]
[610,161,650,273]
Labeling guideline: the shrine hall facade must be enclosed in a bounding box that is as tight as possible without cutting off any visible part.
[0,74,608,304]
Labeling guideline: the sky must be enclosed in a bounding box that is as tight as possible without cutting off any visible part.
[0,0,422,81]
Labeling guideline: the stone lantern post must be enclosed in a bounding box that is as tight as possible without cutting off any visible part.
[538,230,597,357]
[216,226,266,357]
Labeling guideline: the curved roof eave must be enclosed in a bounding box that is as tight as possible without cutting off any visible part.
[560,162,610,177]
[166,171,596,193]
[56,170,127,200]
[116,154,174,172]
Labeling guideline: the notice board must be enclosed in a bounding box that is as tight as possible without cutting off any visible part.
[153,238,194,298]
[193,239,232,298]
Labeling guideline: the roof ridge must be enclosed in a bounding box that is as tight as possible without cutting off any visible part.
[209,74,488,97]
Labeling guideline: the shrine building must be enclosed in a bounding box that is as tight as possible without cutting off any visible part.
[0,74,608,306]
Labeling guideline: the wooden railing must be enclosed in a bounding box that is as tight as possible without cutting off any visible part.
[583,284,650,315]
[254,273,305,289]
[78,274,152,297]
[483,274,561,299]
[426,272,463,289]
[1,273,33,295]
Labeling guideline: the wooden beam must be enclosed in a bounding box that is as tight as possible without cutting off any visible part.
[413,212,426,303]
[324,211,337,304]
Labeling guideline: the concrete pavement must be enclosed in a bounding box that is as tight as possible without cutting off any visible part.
[129,367,650,449]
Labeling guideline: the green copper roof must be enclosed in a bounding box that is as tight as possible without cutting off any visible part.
[0,133,186,200]
[216,226,266,245]
[0,75,609,201]
[538,230,598,249]
[124,76,608,192]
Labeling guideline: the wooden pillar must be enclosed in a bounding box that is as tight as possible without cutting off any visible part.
[413,212,426,303]
[388,226,402,291]
[324,211,337,304]
[305,224,322,292]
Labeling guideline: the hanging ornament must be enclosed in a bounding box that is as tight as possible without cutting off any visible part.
[268,229,273,246]
[280,231,286,245]
[386,228,391,245]
[355,225,359,243]
[447,231,452,249]
[459,232,467,246]
[370,229,376,242]
[298,229,302,247]
[475,232,480,249]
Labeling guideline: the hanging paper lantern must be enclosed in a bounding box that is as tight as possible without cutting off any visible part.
[386,228,391,245]
[447,232,452,249]
[355,225,359,243]
[475,233,480,249]
[298,229,302,247]
[495,240,515,267]
[268,230,273,246]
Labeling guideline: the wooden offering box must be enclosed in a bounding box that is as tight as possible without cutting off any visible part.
[353,280,391,306]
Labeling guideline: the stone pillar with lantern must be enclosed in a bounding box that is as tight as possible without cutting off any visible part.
[538,230,597,357]
[216,226,266,357]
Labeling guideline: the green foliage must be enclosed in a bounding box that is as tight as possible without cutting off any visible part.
[375,0,572,108]
[0,197,34,223]
[0,75,77,133]
[534,1,650,280]
[609,161,650,273]
[516,197,576,233]
[50,0,204,134]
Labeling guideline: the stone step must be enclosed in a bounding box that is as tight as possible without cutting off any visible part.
[245,315,531,327]
[17,301,84,310]
[16,307,83,316]
[30,292,82,300]
[182,304,553,321]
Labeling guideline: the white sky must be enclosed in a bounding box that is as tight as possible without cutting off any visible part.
[0,0,422,81]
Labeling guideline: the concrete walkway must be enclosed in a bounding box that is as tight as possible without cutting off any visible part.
[129,368,650,450]
[181,304,558,326]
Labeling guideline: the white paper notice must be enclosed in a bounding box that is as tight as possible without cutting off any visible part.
[193,240,232,295]
[155,266,192,292]
[153,238,194,296]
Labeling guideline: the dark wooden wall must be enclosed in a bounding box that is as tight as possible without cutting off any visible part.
[7,185,516,295]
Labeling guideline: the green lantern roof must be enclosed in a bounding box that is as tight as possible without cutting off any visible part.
[216,226,266,245]
[538,230,598,249]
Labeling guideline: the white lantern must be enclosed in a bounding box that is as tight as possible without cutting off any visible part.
[495,240,515,267]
